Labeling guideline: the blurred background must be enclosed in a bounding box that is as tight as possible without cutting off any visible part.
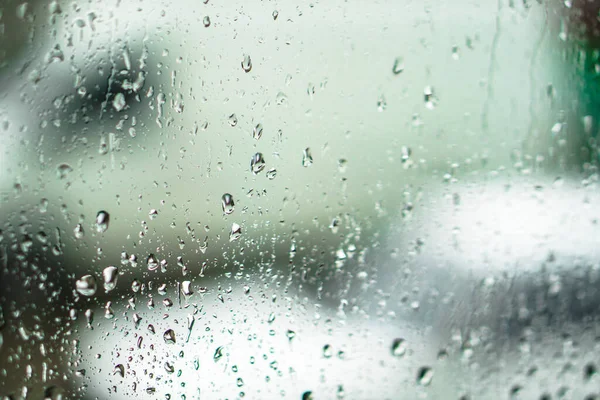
[2,0,600,398]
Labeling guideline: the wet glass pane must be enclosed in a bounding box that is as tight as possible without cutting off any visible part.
[1,0,600,399]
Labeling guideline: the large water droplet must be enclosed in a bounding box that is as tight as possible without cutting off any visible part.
[222,193,235,215]
[241,55,252,72]
[163,329,176,344]
[203,15,210,27]
[230,223,242,242]
[250,153,266,174]
[323,344,333,358]
[95,211,110,233]
[266,168,277,180]
[302,391,314,400]
[76,275,97,296]
[102,266,118,292]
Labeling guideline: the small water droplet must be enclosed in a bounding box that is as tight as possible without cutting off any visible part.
[102,266,118,292]
[203,15,210,27]
[222,193,235,215]
[40,198,49,213]
[228,113,238,127]
[214,345,224,361]
[276,92,287,105]
[424,86,436,109]
[266,168,277,180]
[112,93,126,112]
[391,338,406,357]
[56,163,73,179]
[149,209,158,219]
[95,211,110,233]
[377,95,387,112]
[74,224,84,239]
[165,361,175,373]
[302,148,313,167]
[392,57,404,74]
[75,275,97,296]
[286,330,296,341]
[147,254,159,271]
[113,364,125,378]
[253,123,264,140]
[241,55,252,72]
[163,329,176,344]
[272,10,279,20]
[230,223,242,242]
[250,152,266,174]
[302,391,314,400]
[323,344,332,358]
[416,366,434,386]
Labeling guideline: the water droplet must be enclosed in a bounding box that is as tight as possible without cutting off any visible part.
[214,346,224,361]
[147,254,159,271]
[149,209,158,219]
[276,91,288,105]
[392,57,404,74]
[163,329,176,344]
[40,198,49,213]
[228,113,238,127]
[74,224,84,239]
[416,366,434,386]
[302,148,313,167]
[76,275,97,296]
[203,15,210,27]
[302,391,314,400]
[323,344,332,358]
[230,223,242,242]
[272,10,279,20]
[266,168,277,180]
[391,338,406,357]
[95,211,110,233]
[250,152,266,174]
[377,95,387,112]
[241,55,252,72]
[286,330,296,341]
[181,280,193,296]
[112,93,126,112]
[253,123,264,140]
[237,378,244,387]
[56,163,73,179]
[424,86,436,109]
[44,385,66,400]
[222,193,235,215]
[113,364,125,378]
[102,266,118,292]
[165,362,175,373]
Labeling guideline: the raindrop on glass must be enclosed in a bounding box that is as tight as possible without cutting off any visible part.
[102,266,118,292]
[76,275,97,297]
[250,152,266,174]
[163,329,176,344]
[392,57,404,75]
[302,148,313,167]
[230,223,242,242]
[416,366,434,386]
[203,15,210,27]
[222,193,235,215]
[95,211,110,233]
[391,338,407,357]
[241,55,252,72]
[253,123,264,140]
